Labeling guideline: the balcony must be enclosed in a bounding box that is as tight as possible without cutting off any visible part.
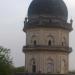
[23,45,72,53]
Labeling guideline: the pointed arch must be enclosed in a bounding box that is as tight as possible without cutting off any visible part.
[47,35,55,46]
[62,36,67,46]
[30,58,36,65]
[31,34,38,46]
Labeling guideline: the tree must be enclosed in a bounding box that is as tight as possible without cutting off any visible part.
[0,46,13,75]
[14,66,25,73]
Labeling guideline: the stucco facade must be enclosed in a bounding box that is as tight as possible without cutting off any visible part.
[23,0,73,74]
[25,51,68,74]
[23,28,71,74]
[26,28,69,46]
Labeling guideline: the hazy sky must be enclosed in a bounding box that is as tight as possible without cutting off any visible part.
[0,0,75,71]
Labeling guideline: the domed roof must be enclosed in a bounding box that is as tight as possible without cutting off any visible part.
[23,0,73,32]
[28,0,68,21]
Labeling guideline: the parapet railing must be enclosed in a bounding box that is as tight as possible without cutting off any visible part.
[23,45,72,53]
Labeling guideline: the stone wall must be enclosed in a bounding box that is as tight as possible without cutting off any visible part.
[25,51,68,74]
[26,28,69,47]
[25,28,69,74]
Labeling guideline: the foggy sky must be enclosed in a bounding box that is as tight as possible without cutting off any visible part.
[0,0,75,71]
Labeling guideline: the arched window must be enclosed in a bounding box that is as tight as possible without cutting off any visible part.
[47,35,55,46]
[47,59,54,73]
[34,40,37,46]
[31,58,35,65]
[47,63,54,73]
[62,42,64,46]
[31,58,36,73]
[48,40,51,46]
[62,37,67,46]
[31,35,38,46]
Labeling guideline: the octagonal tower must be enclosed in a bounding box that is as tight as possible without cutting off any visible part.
[23,0,73,74]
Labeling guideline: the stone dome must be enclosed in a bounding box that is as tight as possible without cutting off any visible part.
[23,0,72,32]
[28,0,68,21]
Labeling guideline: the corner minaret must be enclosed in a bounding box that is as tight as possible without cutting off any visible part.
[23,0,73,74]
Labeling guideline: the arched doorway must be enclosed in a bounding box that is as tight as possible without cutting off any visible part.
[47,59,54,73]
[32,64,36,72]
[47,63,54,73]
[61,59,65,74]
[31,58,36,73]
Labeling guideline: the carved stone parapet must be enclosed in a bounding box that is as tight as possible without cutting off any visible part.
[23,45,72,53]
[23,22,72,32]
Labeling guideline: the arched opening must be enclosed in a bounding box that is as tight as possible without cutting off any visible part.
[34,40,37,46]
[47,59,54,73]
[47,63,54,73]
[62,37,67,46]
[48,40,51,46]
[62,42,64,46]
[31,58,36,73]
[32,65,36,72]
[47,35,54,46]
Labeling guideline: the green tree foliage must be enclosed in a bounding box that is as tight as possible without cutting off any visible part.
[0,46,13,75]
[69,71,75,74]
[14,66,25,73]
